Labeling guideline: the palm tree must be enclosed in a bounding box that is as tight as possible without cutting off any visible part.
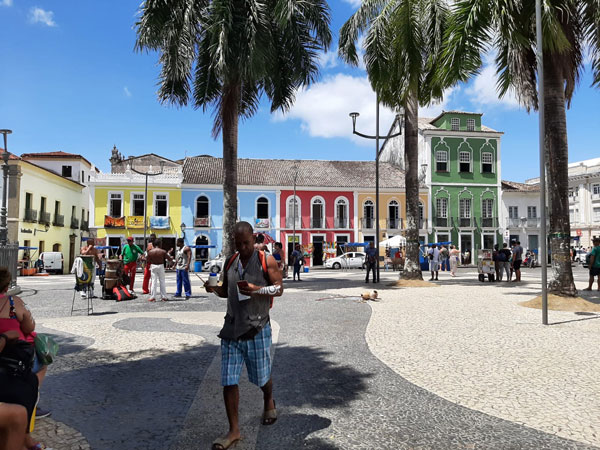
[441,0,600,296]
[339,0,450,280]
[135,0,331,256]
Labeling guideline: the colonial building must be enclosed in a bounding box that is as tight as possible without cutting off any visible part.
[500,180,541,254]
[89,150,184,252]
[4,150,92,273]
[381,110,503,260]
[526,157,600,248]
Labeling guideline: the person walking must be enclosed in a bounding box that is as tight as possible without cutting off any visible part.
[174,238,192,300]
[512,240,524,282]
[428,244,440,281]
[584,237,600,291]
[364,241,378,283]
[146,239,172,302]
[449,244,460,277]
[291,244,303,281]
[205,222,284,450]
[142,233,157,295]
[120,237,144,293]
[439,245,449,271]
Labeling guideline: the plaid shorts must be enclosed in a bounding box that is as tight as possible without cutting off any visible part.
[221,322,272,387]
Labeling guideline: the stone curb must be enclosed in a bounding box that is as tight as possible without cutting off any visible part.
[33,417,91,450]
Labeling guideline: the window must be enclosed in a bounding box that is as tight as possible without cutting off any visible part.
[459,198,471,218]
[593,207,600,222]
[40,197,46,214]
[570,208,580,223]
[154,194,168,216]
[436,198,448,218]
[509,206,519,219]
[287,197,300,227]
[311,198,324,228]
[81,170,85,183]
[568,187,578,201]
[459,151,471,173]
[436,150,448,172]
[363,200,374,228]
[451,118,460,131]
[71,205,76,220]
[256,197,269,219]
[61,165,72,178]
[109,192,122,218]
[593,184,600,198]
[196,196,209,218]
[132,193,145,216]
[482,152,493,173]
[336,198,348,228]
[54,200,60,216]
[388,200,399,229]
[482,199,493,218]
[25,193,32,210]
[39,241,45,254]
[467,119,475,131]
[527,206,537,219]
[81,208,85,222]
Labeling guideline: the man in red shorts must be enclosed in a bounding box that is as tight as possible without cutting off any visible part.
[120,237,144,293]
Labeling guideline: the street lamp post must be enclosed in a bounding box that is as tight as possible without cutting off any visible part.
[292,163,299,259]
[350,98,402,283]
[130,162,164,248]
[0,129,13,246]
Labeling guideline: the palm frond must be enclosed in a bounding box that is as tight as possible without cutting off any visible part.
[581,0,600,87]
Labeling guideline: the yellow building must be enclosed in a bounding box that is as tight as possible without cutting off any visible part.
[89,166,184,252]
[7,151,93,273]
[357,189,430,255]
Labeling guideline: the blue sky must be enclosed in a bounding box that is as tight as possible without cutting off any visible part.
[1,0,599,182]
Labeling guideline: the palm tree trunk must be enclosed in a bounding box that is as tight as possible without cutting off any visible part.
[544,56,576,296]
[402,86,423,280]
[222,82,241,258]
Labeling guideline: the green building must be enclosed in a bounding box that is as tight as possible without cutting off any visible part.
[381,110,503,263]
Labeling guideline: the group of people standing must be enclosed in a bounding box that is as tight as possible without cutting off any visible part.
[492,241,524,282]
[427,244,461,280]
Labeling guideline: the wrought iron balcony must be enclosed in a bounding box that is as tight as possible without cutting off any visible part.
[194,216,211,228]
[361,217,375,229]
[525,217,540,228]
[39,212,51,225]
[23,209,37,223]
[53,214,65,227]
[80,220,89,231]
[387,218,402,229]
[310,217,324,229]
[459,217,473,227]
[334,218,348,229]
[419,219,425,229]
[480,217,498,228]
[285,217,301,228]
[70,217,79,229]
[435,217,448,227]
[506,218,521,228]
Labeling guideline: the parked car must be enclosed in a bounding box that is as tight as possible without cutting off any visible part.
[583,251,592,268]
[38,252,64,274]
[203,256,224,273]
[324,252,366,269]
[574,249,587,264]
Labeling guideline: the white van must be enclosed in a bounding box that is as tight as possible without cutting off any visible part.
[39,252,64,274]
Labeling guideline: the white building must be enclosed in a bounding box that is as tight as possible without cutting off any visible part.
[500,181,541,254]
[526,157,600,249]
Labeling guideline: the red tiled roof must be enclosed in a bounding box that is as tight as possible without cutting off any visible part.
[501,180,540,192]
[0,149,21,160]
[20,151,93,167]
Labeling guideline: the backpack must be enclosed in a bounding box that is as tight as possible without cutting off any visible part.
[113,285,134,302]
[224,251,274,308]
[497,251,507,262]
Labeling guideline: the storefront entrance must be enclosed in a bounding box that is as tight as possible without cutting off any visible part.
[460,234,473,265]
[312,236,324,266]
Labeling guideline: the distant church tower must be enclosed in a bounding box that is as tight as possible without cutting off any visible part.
[109,145,123,172]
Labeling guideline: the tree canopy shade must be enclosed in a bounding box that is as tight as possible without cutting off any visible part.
[135,0,332,255]
[440,0,600,295]
[339,0,451,280]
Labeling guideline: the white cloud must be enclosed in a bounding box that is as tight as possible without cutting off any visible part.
[1,0,13,7]
[317,49,339,70]
[464,52,520,110]
[343,0,362,8]
[123,87,132,98]
[29,7,56,27]
[275,73,458,144]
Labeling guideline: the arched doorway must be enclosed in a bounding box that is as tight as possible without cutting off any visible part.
[195,235,209,265]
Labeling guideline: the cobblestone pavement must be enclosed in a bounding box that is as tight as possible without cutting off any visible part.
[15,266,599,449]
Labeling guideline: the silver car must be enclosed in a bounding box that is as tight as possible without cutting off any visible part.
[203,256,224,273]
[324,252,366,269]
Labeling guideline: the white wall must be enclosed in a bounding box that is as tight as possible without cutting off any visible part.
[501,191,541,251]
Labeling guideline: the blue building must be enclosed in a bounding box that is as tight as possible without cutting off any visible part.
[182,157,277,266]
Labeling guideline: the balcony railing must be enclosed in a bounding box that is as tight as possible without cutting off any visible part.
[311,217,324,229]
[361,217,375,229]
[53,214,65,227]
[80,220,89,231]
[39,212,51,225]
[70,217,79,229]
[387,218,402,229]
[435,217,448,227]
[569,196,579,203]
[506,218,521,228]
[480,217,498,228]
[334,218,348,229]
[459,217,473,227]
[23,209,37,223]
[285,217,301,228]
[194,217,211,228]
[525,217,540,228]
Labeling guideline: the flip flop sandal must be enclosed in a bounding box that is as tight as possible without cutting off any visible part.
[262,401,277,425]
[212,436,241,450]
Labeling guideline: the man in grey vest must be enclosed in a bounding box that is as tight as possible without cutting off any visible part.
[174,238,192,299]
[205,222,284,450]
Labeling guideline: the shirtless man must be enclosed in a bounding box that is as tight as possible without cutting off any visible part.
[80,238,102,297]
[142,233,157,294]
[146,239,173,302]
